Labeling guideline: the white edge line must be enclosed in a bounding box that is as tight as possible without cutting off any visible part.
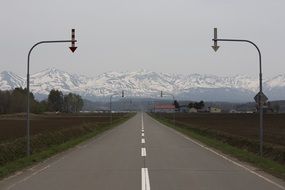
[148,115,285,190]
[6,165,50,190]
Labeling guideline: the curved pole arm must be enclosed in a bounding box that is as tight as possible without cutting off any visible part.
[212,38,262,79]
[109,93,120,110]
[163,92,175,101]
[27,40,76,74]
[109,93,119,102]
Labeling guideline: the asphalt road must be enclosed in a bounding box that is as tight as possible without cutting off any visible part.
[0,113,284,190]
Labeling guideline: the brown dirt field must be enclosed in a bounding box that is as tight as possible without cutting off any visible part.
[0,113,126,142]
[160,113,285,147]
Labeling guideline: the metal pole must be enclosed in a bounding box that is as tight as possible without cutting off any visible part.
[110,93,119,124]
[162,92,176,127]
[110,95,113,125]
[169,94,176,127]
[213,38,263,156]
[26,40,76,156]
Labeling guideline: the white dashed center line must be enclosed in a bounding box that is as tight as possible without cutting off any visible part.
[141,147,147,157]
[141,168,151,190]
[141,113,151,190]
[141,114,144,130]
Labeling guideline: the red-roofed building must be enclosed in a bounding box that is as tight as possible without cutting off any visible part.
[154,104,175,112]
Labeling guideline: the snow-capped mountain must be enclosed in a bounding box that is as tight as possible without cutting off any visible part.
[0,68,284,102]
[29,68,90,95]
[0,71,25,91]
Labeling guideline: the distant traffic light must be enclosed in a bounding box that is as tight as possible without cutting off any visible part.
[160,91,163,97]
[122,90,124,97]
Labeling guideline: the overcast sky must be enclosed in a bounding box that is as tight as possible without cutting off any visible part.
[0,0,284,78]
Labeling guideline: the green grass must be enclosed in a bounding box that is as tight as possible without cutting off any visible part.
[150,114,285,180]
[0,114,134,179]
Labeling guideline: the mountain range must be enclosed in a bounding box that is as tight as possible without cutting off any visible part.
[0,68,284,102]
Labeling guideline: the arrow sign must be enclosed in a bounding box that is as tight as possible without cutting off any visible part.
[212,28,220,52]
[69,29,77,53]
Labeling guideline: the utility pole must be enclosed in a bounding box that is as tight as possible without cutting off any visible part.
[110,90,125,124]
[160,91,176,127]
[211,28,267,156]
[26,29,77,156]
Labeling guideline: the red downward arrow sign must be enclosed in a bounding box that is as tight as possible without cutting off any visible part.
[70,29,77,53]
[69,46,77,53]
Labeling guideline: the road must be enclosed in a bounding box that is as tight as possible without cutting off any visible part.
[0,113,284,190]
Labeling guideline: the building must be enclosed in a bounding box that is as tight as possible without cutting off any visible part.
[208,107,222,113]
[154,104,175,113]
[189,108,198,113]
[179,105,189,113]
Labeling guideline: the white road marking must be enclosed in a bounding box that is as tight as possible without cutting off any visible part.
[6,165,50,190]
[141,113,144,130]
[141,148,147,157]
[141,168,151,190]
[141,114,149,189]
[149,115,285,190]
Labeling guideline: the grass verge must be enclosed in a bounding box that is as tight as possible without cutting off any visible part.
[0,114,134,180]
[150,114,285,181]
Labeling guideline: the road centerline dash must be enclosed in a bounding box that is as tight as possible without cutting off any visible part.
[141,147,146,157]
[141,113,144,130]
[141,168,150,190]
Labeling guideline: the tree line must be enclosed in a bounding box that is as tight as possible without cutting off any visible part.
[188,101,205,109]
[0,88,83,114]
[172,100,205,110]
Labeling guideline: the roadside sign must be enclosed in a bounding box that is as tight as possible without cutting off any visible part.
[254,92,268,104]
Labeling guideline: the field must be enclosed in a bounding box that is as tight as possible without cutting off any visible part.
[154,113,285,164]
[159,113,285,146]
[0,113,126,142]
[0,112,132,167]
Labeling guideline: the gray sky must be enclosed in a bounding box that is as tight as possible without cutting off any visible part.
[0,0,284,78]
